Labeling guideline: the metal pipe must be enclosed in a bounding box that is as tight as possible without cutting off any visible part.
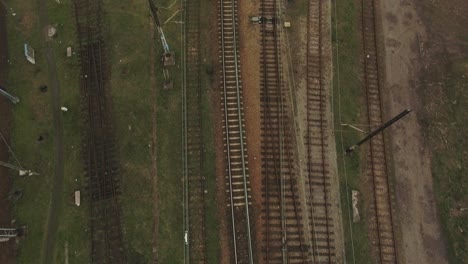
[346,109,412,154]
[0,87,20,104]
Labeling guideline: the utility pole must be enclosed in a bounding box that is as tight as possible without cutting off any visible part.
[0,227,27,242]
[346,109,412,154]
[149,0,175,66]
[0,86,20,104]
[0,161,39,176]
[149,0,175,89]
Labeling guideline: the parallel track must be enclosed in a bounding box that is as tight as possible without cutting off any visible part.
[218,0,254,262]
[182,0,207,262]
[72,0,125,263]
[360,0,397,263]
[259,0,310,263]
[306,0,336,262]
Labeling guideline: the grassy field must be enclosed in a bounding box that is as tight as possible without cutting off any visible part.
[104,0,220,263]
[103,1,154,262]
[5,0,219,263]
[421,59,468,263]
[198,0,220,262]
[331,0,372,263]
[6,0,89,263]
[415,2,468,263]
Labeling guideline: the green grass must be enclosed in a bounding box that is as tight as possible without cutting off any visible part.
[6,0,222,262]
[332,0,372,263]
[199,0,220,261]
[421,60,468,263]
[152,2,185,263]
[6,0,89,263]
[103,1,154,262]
[413,2,468,262]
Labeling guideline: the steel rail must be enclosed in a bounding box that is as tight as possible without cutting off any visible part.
[360,0,397,263]
[306,0,335,262]
[219,0,254,262]
[260,0,310,261]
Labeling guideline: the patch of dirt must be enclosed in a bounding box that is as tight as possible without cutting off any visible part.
[283,2,344,261]
[377,0,451,263]
[237,0,262,262]
[149,18,159,264]
[0,7,15,264]
[211,3,230,263]
[19,14,34,37]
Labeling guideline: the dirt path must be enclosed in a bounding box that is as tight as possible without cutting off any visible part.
[212,3,229,263]
[377,0,448,263]
[149,18,159,264]
[0,6,16,264]
[237,0,262,262]
[37,1,66,263]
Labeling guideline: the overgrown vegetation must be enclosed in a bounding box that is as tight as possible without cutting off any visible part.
[416,1,468,262]
[6,0,89,263]
[331,1,372,263]
[6,0,219,263]
[103,1,154,263]
[421,60,467,263]
[198,0,220,262]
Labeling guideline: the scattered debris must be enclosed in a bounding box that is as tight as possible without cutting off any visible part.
[74,190,81,207]
[352,190,360,223]
[0,226,27,243]
[250,16,261,23]
[48,26,57,38]
[7,189,23,202]
[0,86,20,104]
[24,44,36,64]
[39,85,48,92]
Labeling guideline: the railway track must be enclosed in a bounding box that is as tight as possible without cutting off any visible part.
[305,0,336,262]
[360,0,397,263]
[182,0,207,262]
[72,0,126,263]
[259,0,312,263]
[218,0,254,263]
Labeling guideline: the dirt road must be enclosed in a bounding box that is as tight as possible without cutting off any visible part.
[37,1,65,263]
[377,0,448,263]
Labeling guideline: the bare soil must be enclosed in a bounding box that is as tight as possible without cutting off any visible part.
[149,18,159,264]
[375,0,467,262]
[212,1,230,262]
[0,7,15,264]
[237,0,262,262]
[282,2,344,261]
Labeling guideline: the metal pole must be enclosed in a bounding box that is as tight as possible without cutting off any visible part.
[0,161,39,176]
[0,87,20,104]
[346,109,412,154]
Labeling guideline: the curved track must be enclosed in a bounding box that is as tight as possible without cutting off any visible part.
[218,0,254,262]
[259,0,312,263]
[360,0,397,263]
